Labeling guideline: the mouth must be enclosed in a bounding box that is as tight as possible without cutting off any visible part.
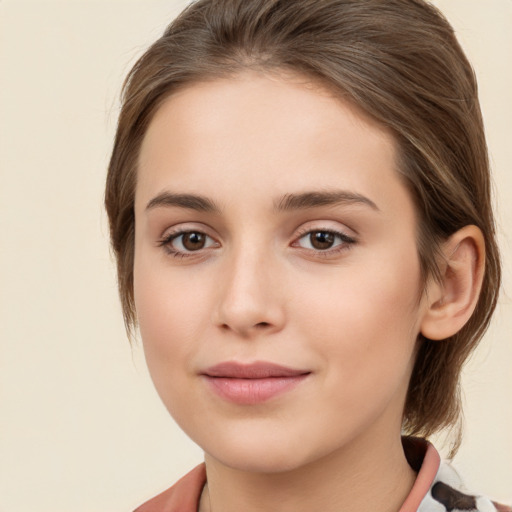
[201,361,311,405]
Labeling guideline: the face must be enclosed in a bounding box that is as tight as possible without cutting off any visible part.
[134,72,429,474]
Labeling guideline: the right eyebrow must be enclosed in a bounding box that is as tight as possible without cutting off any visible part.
[145,192,221,213]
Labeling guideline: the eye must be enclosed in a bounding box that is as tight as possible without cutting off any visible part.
[294,229,356,251]
[158,230,218,256]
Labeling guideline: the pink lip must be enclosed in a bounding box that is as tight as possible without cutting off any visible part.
[201,362,310,405]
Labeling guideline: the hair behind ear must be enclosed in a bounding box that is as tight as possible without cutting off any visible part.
[404,225,490,455]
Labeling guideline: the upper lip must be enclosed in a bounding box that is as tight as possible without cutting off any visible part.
[202,361,310,379]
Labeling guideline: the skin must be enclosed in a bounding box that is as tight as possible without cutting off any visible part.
[133,71,483,512]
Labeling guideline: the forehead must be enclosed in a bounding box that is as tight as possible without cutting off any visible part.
[136,71,408,218]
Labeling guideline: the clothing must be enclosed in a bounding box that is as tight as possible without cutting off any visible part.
[134,438,510,512]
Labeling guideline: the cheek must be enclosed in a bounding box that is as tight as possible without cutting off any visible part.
[297,245,423,387]
[133,255,210,395]
[134,280,208,426]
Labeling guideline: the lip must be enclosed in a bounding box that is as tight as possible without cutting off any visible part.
[201,362,311,405]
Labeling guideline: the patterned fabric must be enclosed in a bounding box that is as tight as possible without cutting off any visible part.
[134,439,510,512]
[418,460,510,512]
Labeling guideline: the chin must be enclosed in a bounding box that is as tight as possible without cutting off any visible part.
[209,444,311,474]
[197,423,329,474]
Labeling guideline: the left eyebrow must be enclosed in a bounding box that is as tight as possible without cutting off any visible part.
[274,190,379,212]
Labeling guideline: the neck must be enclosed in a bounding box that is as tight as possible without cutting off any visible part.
[200,430,416,512]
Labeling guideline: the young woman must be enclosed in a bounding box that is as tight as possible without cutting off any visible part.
[105,1,509,511]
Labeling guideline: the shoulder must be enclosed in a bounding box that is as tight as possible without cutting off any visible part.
[419,459,510,512]
[133,464,207,512]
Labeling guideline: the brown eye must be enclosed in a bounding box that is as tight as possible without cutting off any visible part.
[294,229,356,253]
[159,230,218,255]
[310,231,335,250]
[181,232,207,251]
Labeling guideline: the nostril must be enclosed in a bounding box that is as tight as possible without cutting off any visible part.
[256,322,271,328]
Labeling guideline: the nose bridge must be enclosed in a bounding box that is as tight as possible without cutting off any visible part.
[213,237,284,336]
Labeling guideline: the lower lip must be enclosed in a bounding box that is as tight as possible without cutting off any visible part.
[203,375,309,405]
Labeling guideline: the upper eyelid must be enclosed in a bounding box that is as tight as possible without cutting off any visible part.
[295,226,347,235]
[293,223,357,240]
[159,222,217,238]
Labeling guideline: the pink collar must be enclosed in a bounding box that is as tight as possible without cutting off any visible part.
[399,438,441,512]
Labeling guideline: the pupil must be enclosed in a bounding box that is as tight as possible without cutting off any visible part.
[311,231,334,250]
[183,232,205,250]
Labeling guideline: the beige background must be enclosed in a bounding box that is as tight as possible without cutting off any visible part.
[0,1,510,510]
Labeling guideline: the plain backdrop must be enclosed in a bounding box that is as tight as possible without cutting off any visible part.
[0,1,511,511]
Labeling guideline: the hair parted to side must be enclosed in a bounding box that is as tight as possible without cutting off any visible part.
[105,0,501,453]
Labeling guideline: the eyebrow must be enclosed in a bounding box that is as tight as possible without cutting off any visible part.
[145,189,379,213]
[274,190,379,212]
[145,192,220,213]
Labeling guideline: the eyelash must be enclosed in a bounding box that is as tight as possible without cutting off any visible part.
[293,227,357,256]
[157,230,218,259]
[157,227,357,259]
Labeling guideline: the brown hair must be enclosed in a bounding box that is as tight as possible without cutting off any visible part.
[105,0,501,452]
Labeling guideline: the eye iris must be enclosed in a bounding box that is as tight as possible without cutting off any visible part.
[182,232,205,251]
[311,231,335,250]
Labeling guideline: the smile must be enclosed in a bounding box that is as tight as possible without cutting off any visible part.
[201,362,311,405]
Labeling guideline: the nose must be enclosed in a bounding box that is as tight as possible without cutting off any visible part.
[212,245,286,338]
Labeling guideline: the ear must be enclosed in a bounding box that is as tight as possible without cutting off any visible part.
[420,225,485,341]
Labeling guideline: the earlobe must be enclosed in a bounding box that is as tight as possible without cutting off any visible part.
[420,225,485,341]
